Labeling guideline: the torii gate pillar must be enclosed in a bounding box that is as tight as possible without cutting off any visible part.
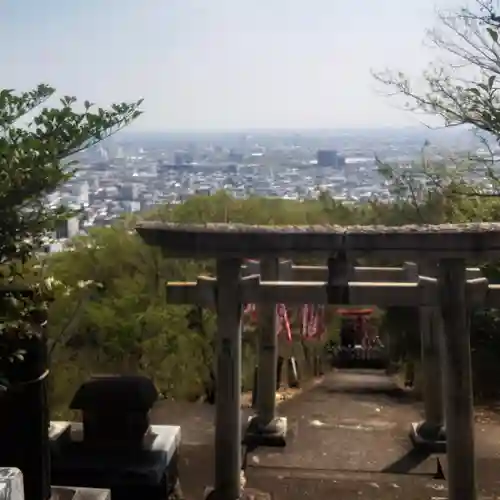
[245,258,288,446]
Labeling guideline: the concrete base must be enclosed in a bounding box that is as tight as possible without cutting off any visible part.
[51,421,181,500]
[409,421,446,453]
[203,470,246,499]
[50,422,72,456]
[0,468,24,500]
[51,485,111,500]
[204,484,271,500]
[244,415,288,447]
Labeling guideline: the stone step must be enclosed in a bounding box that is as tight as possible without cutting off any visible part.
[246,466,500,500]
[248,463,444,485]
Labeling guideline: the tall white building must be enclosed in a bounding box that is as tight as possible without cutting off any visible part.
[79,182,89,205]
[55,216,80,240]
[70,182,89,205]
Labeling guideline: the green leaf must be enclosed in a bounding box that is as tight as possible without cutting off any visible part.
[466,87,481,96]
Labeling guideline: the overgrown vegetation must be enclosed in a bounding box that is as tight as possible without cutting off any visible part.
[38,188,500,415]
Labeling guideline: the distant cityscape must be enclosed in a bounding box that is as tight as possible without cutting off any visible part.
[49,127,488,252]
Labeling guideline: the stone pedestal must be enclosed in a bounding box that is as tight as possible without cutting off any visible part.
[49,422,72,456]
[244,415,287,447]
[51,486,111,500]
[51,422,180,500]
[0,467,24,500]
[410,421,447,453]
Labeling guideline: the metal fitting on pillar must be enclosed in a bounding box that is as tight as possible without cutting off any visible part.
[327,251,352,305]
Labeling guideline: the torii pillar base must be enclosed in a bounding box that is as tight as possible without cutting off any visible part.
[410,421,446,453]
[204,485,271,500]
[244,415,288,447]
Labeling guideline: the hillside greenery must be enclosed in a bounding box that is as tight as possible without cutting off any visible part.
[40,188,500,416]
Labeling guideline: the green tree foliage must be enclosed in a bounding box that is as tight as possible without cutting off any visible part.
[45,193,366,414]
[40,188,500,414]
[46,222,214,415]
[0,84,142,377]
[44,190,500,415]
[0,84,142,268]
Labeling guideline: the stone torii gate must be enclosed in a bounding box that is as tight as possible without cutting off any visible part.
[136,221,500,500]
[240,259,484,449]
[239,260,426,446]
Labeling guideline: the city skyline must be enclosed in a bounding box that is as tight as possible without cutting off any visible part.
[1,0,463,131]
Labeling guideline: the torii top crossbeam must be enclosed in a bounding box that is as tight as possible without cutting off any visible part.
[136,222,500,260]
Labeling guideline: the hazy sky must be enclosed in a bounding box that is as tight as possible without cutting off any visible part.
[1,0,464,131]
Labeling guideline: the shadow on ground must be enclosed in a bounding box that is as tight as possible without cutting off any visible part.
[381,448,431,475]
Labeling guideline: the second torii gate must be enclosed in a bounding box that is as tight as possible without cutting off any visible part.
[243,259,482,451]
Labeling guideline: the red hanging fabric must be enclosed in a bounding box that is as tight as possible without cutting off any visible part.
[309,305,318,339]
[243,303,257,322]
[283,306,292,342]
[303,305,326,340]
[243,301,294,343]
[277,304,292,342]
[315,305,325,339]
[301,304,309,338]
